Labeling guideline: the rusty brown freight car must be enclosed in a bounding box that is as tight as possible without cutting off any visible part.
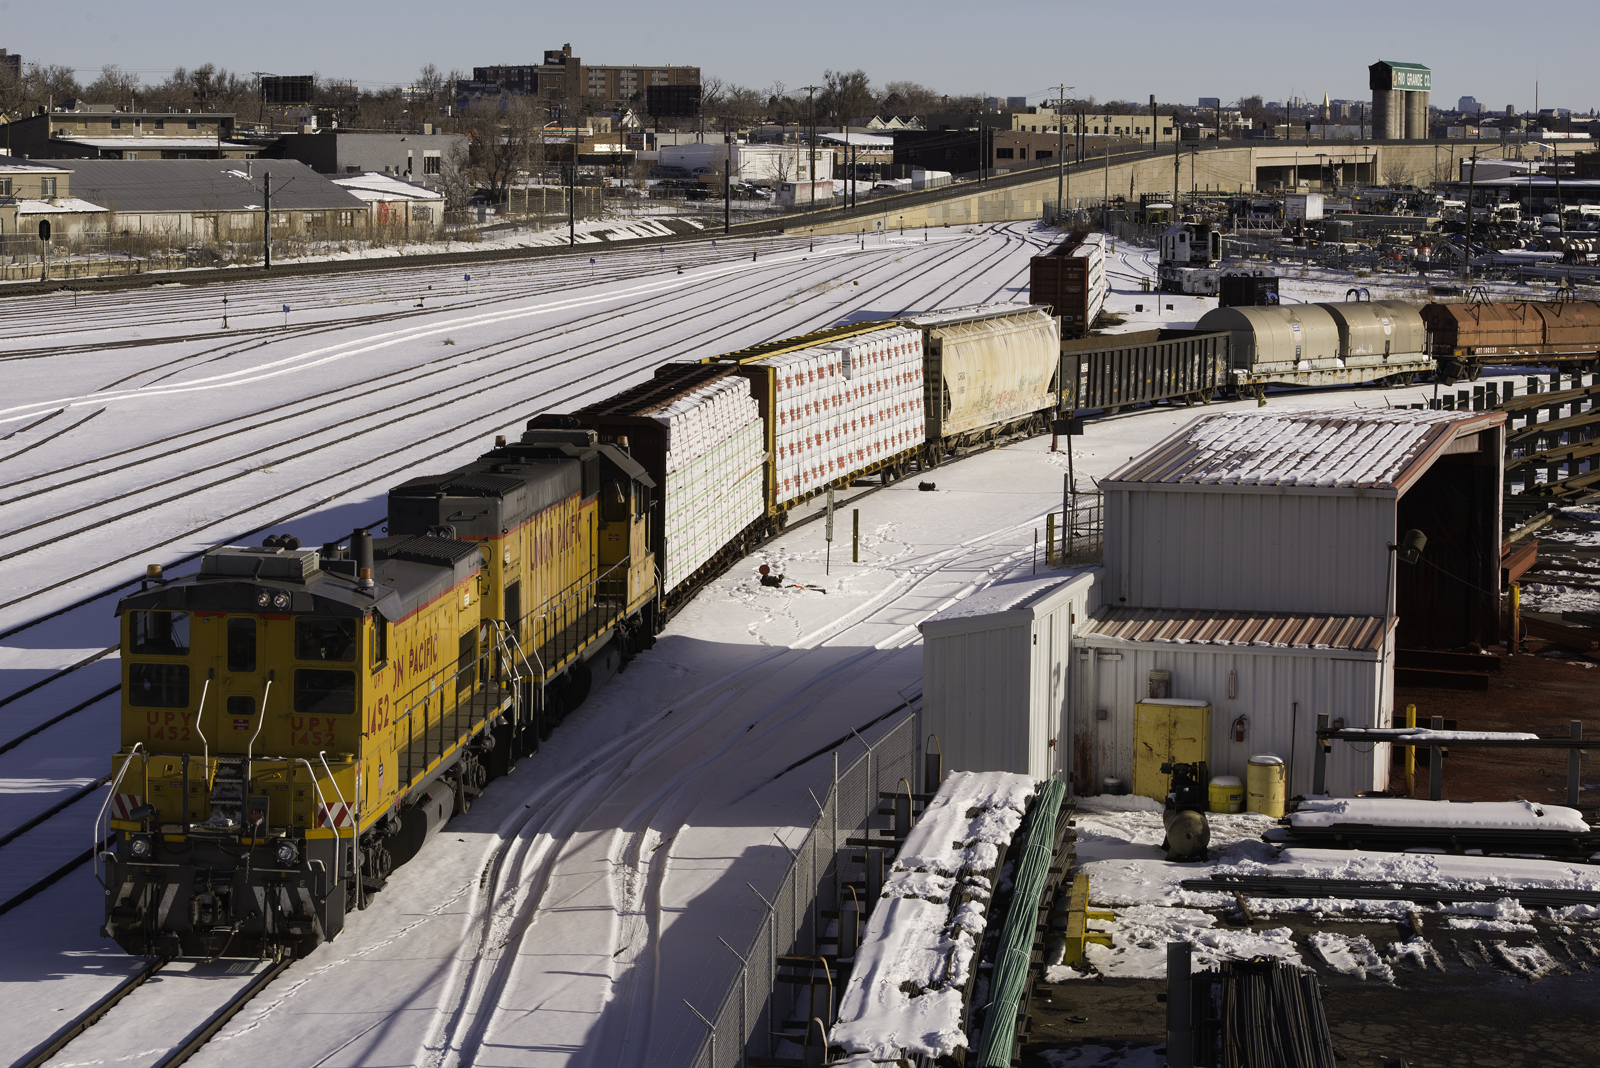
[1422,298,1600,381]
[1030,231,1107,339]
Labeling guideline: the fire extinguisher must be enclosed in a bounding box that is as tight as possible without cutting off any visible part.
[1233,716,1248,743]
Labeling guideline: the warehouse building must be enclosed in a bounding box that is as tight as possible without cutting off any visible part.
[62,159,369,239]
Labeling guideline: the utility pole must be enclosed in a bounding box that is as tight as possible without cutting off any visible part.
[1102,139,1109,229]
[568,158,576,245]
[1463,154,1477,282]
[1050,84,1074,225]
[1173,106,1181,219]
[802,85,820,210]
[1554,142,1564,231]
[724,136,731,234]
[263,172,272,270]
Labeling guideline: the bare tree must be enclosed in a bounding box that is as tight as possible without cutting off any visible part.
[438,139,475,209]
[83,65,142,106]
[766,81,800,127]
[456,95,542,206]
[880,80,939,116]
[3,63,84,115]
[819,69,874,125]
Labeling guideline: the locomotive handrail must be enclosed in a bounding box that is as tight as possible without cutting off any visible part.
[246,672,274,769]
[93,741,144,883]
[317,751,352,889]
[193,672,212,789]
[294,758,339,887]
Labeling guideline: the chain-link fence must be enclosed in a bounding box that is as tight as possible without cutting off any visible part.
[684,708,922,1068]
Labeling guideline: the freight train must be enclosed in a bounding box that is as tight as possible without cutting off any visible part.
[100,304,1063,959]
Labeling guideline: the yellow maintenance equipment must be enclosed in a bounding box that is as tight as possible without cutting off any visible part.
[1132,699,1212,801]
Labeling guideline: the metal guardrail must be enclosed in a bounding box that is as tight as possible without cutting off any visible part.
[682,709,921,1068]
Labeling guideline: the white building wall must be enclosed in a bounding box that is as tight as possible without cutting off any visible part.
[921,574,1096,781]
[659,143,830,183]
[1104,487,1395,615]
[1073,637,1391,799]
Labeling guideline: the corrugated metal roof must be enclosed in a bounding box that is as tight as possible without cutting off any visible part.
[1106,407,1504,495]
[63,159,367,213]
[1083,606,1385,652]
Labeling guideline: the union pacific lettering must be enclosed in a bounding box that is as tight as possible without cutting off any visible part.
[406,633,440,679]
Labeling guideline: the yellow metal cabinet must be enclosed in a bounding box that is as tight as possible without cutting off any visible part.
[1132,699,1212,801]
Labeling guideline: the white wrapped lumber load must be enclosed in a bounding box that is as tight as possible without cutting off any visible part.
[652,376,766,590]
[754,324,926,506]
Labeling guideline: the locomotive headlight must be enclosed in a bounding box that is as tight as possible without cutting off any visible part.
[272,592,291,610]
[129,834,153,859]
[256,590,271,608]
[274,839,299,865]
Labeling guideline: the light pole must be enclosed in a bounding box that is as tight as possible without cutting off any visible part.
[1050,84,1075,226]
[801,84,821,209]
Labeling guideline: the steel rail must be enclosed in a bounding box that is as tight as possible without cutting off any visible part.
[14,955,173,1068]
[0,774,110,849]
[148,957,295,1068]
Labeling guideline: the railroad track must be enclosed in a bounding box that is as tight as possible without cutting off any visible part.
[0,226,1032,933]
[0,237,917,625]
[0,226,1012,639]
[14,955,292,1068]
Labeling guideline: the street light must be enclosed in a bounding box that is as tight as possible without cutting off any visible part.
[801,84,821,210]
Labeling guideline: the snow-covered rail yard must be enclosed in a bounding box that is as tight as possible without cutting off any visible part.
[2,226,1597,1068]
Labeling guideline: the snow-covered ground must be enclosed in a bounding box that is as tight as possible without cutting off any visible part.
[2,225,1591,1067]
[1061,794,1600,984]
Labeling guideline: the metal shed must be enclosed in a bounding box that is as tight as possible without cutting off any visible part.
[1083,406,1507,798]
[920,570,1098,780]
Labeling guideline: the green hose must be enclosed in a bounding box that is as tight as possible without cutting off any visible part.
[973,778,1065,1067]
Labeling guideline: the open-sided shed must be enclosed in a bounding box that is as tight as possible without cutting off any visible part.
[1078,406,1506,798]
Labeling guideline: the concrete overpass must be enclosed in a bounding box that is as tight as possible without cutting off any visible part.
[760,139,1514,237]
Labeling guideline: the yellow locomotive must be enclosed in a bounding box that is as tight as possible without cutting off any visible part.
[103,428,657,959]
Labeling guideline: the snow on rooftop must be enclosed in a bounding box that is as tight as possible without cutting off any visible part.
[1108,407,1501,494]
[921,570,1092,627]
[15,197,108,214]
[331,172,445,201]
[830,771,1034,1061]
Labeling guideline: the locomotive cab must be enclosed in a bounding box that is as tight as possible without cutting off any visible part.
[104,532,501,960]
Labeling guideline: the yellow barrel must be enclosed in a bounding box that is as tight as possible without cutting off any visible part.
[1247,755,1286,816]
[1208,775,1243,813]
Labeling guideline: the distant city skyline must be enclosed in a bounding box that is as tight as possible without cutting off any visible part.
[0,0,1588,116]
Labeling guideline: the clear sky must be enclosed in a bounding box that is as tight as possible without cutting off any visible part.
[0,0,1586,114]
